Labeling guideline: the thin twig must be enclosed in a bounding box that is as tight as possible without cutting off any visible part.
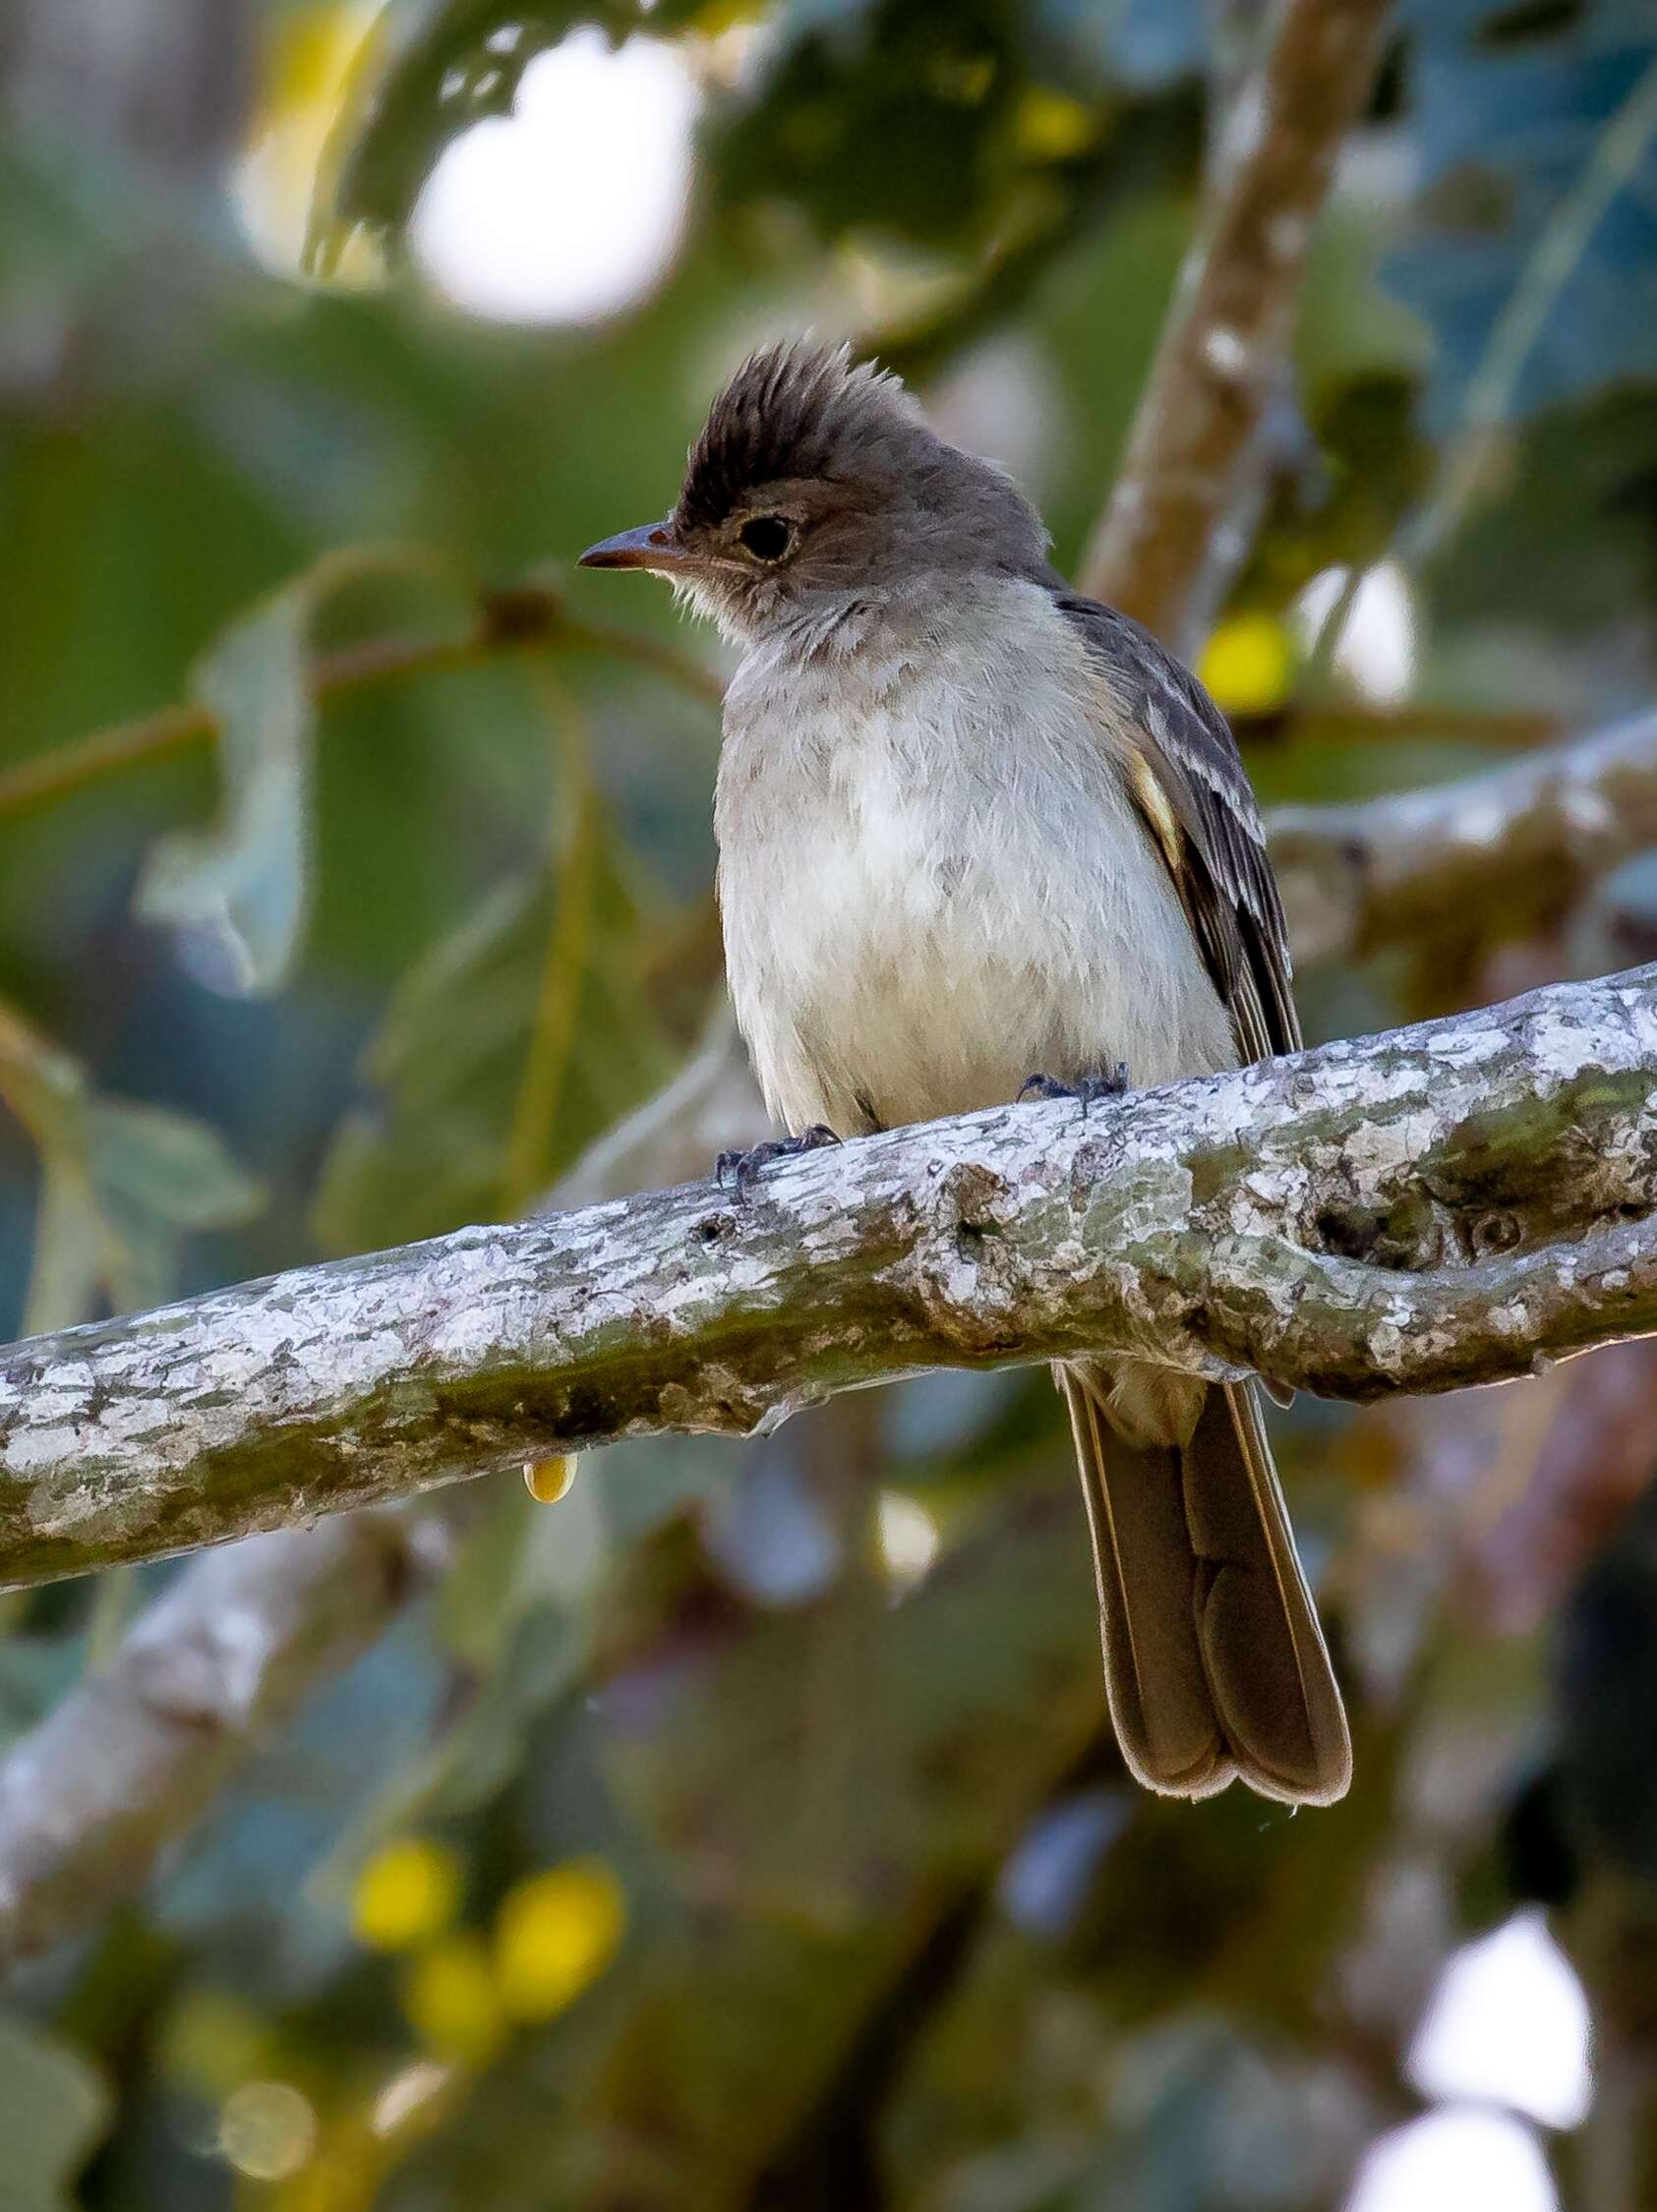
[1313,49,1657,659]
[0,590,721,822]
[1403,48,1657,568]
[501,681,600,1215]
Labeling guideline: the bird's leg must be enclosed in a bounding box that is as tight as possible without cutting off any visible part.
[716,1123,840,1200]
[1019,1066,1131,1116]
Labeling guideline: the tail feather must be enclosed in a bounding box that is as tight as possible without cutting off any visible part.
[1060,1364,1350,1807]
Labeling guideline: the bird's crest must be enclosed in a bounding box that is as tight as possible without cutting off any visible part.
[676,340,922,531]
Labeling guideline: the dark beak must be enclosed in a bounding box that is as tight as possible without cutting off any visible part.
[577,518,695,574]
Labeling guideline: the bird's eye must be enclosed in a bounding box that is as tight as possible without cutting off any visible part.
[738,515,795,562]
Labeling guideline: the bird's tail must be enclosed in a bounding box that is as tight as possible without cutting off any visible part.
[1059,1364,1350,1805]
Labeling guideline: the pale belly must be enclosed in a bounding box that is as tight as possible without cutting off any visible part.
[716,665,1235,1135]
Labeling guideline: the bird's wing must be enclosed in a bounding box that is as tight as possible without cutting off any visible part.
[1052,590,1301,1064]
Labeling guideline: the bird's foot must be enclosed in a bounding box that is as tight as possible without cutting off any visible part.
[716,1124,840,1200]
[1018,1066,1130,1116]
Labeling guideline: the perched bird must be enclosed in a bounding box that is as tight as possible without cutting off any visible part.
[581,341,1350,1806]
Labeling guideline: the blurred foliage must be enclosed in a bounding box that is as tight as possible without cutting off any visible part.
[0,998,263,1331]
[4,0,1657,2204]
[313,0,1209,258]
[312,0,709,259]
[1388,0,1657,433]
[313,796,679,1250]
[0,2012,110,2212]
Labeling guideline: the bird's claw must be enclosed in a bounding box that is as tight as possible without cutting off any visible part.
[1018,1066,1130,1116]
[716,1124,840,1200]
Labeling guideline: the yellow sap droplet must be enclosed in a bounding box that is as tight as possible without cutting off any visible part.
[524,1453,577,1504]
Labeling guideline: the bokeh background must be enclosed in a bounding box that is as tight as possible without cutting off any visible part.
[3,1,1657,2206]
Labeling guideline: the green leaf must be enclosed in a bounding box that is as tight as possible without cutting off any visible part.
[0,2013,109,2212]
[442,1433,728,1672]
[136,580,315,996]
[22,1156,109,1339]
[83,1098,266,1313]
[0,1001,264,1331]
[312,819,678,1252]
[442,1481,609,1674]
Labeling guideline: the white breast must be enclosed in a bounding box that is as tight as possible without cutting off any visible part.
[715,578,1233,1135]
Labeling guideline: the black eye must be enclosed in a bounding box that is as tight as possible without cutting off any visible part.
[739,515,794,562]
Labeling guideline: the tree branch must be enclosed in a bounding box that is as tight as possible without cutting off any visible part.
[0,1511,438,1969]
[1269,707,1657,963]
[3,966,1654,1593]
[1080,0,1393,635]
[0,584,721,821]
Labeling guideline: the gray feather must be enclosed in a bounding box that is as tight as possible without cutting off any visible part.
[619,343,1350,1806]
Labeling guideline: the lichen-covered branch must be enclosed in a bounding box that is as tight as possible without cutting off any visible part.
[3,965,1655,1596]
[1080,0,1393,635]
[1269,707,1657,964]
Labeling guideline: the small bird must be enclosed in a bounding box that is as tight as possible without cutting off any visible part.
[581,341,1350,1806]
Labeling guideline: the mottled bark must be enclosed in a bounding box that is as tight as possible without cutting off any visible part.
[1270,707,1657,965]
[1080,0,1393,634]
[2,967,1654,1597]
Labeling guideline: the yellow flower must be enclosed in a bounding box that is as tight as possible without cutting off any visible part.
[1015,88,1097,162]
[351,1837,463,1952]
[401,1935,507,2067]
[1199,613,1298,718]
[494,1859,626,2021]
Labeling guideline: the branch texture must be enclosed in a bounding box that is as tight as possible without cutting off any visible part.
[1080,0,1393,633]
[3,967,1655,1593]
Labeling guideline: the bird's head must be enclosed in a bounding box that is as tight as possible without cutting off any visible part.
[578,340,1048,644]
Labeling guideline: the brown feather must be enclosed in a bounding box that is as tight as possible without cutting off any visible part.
[1051,587,1348,1805]
[1053,590,1300,1064]
[1062,1365,1351,1805]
